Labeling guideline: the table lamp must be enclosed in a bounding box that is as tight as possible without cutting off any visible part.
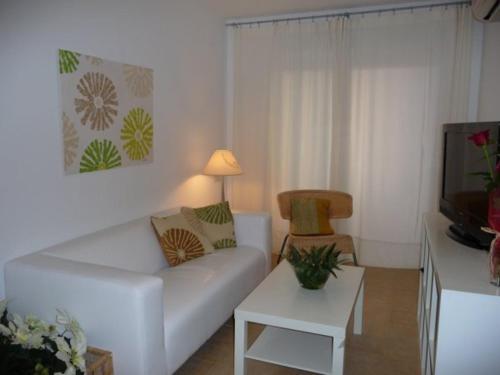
[203,149,242,201]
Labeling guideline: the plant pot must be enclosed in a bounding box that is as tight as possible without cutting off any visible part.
[292,265,330,290]
[489,234,500,286]
[488,189,500,285]
[488,188,500,232]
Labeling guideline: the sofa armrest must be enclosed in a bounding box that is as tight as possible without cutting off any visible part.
[4,253,166,375]
[233,212,272,274]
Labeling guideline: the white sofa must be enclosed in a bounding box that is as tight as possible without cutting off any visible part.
[4,210,271,375]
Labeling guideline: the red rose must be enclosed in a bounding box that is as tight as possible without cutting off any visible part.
[468,130,490,146]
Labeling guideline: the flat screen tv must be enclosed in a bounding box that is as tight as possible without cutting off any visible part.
[440,122,500,249]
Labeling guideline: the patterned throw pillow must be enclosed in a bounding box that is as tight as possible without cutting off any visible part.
[181,201,237,249]
[151,214,214,266]
[290,198,334,236]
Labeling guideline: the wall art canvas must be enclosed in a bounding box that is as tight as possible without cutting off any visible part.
[59,49,154,174]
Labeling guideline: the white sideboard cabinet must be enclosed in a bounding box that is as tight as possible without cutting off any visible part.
[419,213,500,375]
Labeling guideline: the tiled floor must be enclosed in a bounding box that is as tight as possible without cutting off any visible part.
[176,259,420,375]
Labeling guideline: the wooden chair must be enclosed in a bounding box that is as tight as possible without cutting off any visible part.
[276,190,358,265]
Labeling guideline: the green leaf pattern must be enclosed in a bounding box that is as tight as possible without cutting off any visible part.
[80,139,122,173]
[59,49,80,74]
[194,202,233,225]
[191,202,237,249]
[121,108,153,160]
[213,238,237,249]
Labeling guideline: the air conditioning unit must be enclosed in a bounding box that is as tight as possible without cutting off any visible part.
[472,0,500,22]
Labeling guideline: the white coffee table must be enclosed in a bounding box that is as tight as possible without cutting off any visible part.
[234,261,365,375]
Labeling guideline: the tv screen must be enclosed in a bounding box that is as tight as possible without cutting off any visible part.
[440,122,500,249]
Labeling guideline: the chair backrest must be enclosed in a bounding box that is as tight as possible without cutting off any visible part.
[277,190,353,220]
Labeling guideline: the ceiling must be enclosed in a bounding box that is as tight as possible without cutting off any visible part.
[213,0,437,19]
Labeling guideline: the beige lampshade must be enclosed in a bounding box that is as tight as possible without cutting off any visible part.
[203,149,242,176]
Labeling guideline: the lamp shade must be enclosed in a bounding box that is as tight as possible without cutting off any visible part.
[203,149,242,176]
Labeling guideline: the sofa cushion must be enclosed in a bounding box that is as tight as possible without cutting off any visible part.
[182,201,237,249]
[151,215,214,267]
[155,246,265,374]
[41,215,169,274]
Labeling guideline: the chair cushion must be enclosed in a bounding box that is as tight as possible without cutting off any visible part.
[290,198,334,236]
[182,201,237,249]
[151,214,214,266]
[155,246,265,374]
[277,190,353,220]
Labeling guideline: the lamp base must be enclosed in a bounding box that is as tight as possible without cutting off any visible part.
[221,176,225,202]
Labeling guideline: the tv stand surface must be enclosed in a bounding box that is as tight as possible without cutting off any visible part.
[419,213,500,375]
[446,223,488,250]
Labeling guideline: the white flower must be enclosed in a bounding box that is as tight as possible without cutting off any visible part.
[0,323,11,337]
[4,312,50,349]
[11,326,45,349]
[12,313,24,328]
[28,331,44,349]
[26,314,50,332]
[70,333,87,372]
[8,321,16,332]
[47,324,59,340]
[12,326,30,346]
[56,309,82,334]
[56,309,87,365]
[55,335,71,353]
[55,309,73,326]
[55,335,86,374]
[55,336,75,371]
[1,307,86,372]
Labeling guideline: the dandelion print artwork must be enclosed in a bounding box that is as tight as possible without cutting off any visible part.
[80,139,122,173]
[121,108,153,160]
[123,65,153,98]
[59,49,153,174]
[59,50,80,74]
[74,72,118,131]
[62,113,79,169]
[85,55,103,65]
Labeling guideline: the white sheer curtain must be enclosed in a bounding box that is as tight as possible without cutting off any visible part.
[229,5,473,267]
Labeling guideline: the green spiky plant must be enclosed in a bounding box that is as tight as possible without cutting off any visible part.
[286,244,345,290]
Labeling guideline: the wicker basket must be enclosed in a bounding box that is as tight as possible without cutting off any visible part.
[85,346,114,375]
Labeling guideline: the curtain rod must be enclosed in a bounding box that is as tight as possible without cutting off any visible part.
[225,0,470,27]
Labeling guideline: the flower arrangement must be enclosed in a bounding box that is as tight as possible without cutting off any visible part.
[0,300,86,375]
[467,129,500,192]
[286,243,345,289]
[468,129,500,285]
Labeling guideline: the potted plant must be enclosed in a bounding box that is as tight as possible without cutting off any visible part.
[286,243,345,290]
[468,129,500,285]
[0,300,86,375]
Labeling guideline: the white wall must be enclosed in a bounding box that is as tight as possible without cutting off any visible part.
[0,0,229,298]
[0,0,429,299]
[478,22,500,121]
[1,0,498,298]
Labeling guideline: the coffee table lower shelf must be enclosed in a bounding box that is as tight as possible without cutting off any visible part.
[246,326,334,374]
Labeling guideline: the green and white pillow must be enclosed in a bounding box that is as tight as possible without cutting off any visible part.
[181,201,237,249]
